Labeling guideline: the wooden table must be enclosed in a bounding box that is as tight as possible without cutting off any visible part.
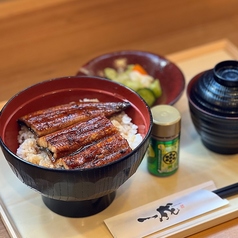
[1,0,238,237]
[1,40,238,238]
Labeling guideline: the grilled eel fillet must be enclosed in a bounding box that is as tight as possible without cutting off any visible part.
[59,133,132,169]
[37,115,119,162]
[18,101,130,137]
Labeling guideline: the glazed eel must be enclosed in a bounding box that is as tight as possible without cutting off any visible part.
[60,133,132,169]
[37,115,119,162]
[18,101,133,169]
[18,101,131,136]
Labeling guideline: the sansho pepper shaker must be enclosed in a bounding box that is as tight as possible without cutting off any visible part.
[147,105,181,177]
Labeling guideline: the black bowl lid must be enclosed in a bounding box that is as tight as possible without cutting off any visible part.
[190,60,238,117]
[214,60,238,87]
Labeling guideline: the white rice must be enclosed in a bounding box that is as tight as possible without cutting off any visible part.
[17,127,55,168]
[110,111,143,150]
[16,111,143,168]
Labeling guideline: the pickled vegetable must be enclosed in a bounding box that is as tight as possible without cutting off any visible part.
[137,88,156,106]
[103,63,162,106]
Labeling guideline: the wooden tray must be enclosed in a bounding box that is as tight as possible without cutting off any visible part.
[1,39,238,238]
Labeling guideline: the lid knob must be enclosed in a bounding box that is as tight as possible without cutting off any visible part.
[213,60,238,87]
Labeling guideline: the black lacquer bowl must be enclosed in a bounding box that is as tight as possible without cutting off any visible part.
[0,76,152,217]
[187,60,238,154]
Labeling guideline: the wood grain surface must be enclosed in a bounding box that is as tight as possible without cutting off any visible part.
[1,0,238,102]
[1,0,238,237]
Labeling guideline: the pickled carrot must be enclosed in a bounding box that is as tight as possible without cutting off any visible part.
[132,64,148,75]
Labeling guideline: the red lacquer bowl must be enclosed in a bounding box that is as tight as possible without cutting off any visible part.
[0,76,152,217]
[77,50,185,105]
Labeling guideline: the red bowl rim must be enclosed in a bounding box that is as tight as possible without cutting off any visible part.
[0,76,153,171]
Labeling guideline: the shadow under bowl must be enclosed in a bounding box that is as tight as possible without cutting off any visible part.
[187,72,238,154]
[0,76,152,217]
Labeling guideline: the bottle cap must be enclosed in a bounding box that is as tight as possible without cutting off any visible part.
[151,105,181,138]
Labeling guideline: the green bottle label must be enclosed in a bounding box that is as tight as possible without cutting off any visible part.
[147,136,180,176]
